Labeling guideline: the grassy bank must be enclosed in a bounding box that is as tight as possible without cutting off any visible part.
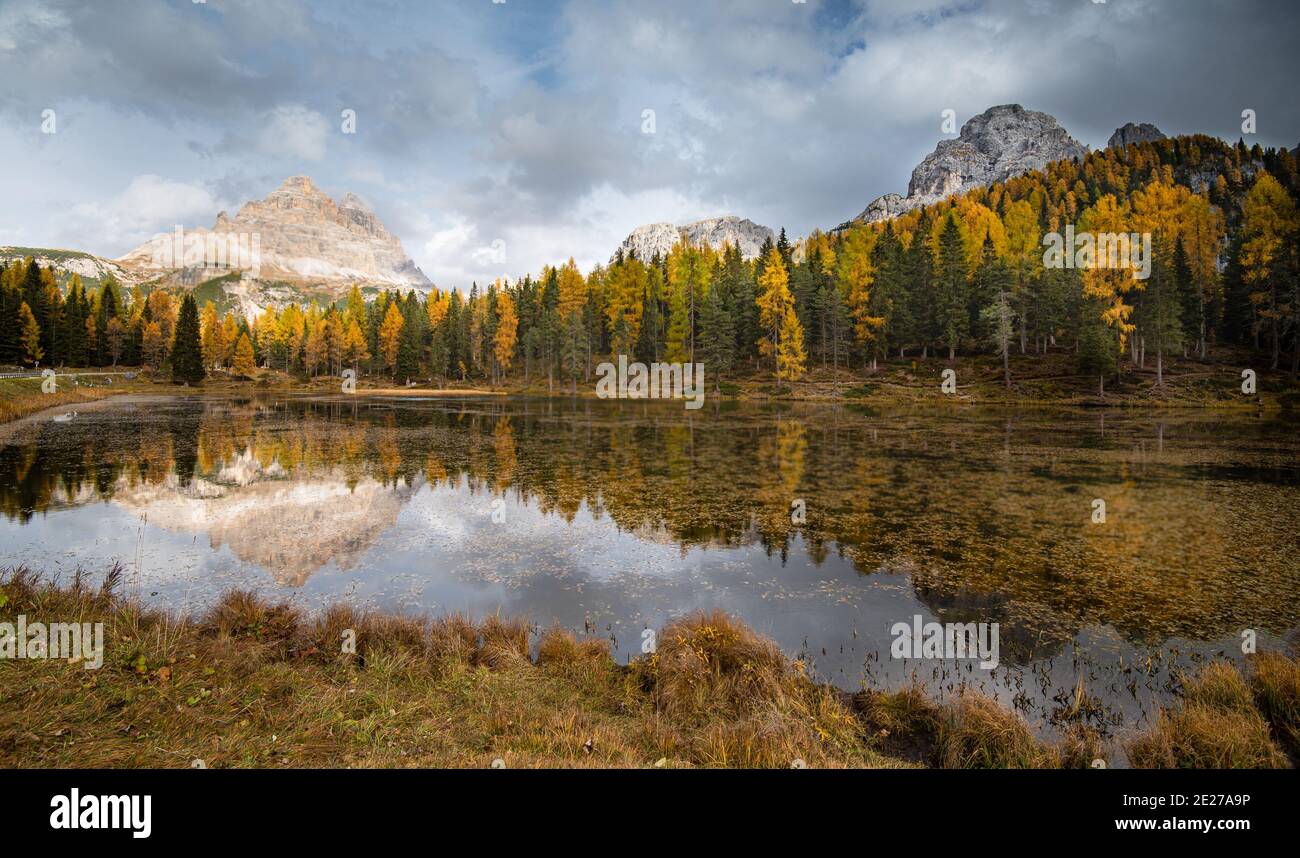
[3,567,1297,769]
[493,348,1299,410]
[5,345,1295,425]
[0,376,136,424]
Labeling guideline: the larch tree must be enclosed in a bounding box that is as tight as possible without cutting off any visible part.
[835,224,883,370]
[1240,171,1298,369]
[232,332,257,377]
[756,246,805,389]
[18,301,42,366]
[379,300,405,377]
[493,290,518,384]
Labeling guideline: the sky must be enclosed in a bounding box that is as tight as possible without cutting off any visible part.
[1,0,1298,291]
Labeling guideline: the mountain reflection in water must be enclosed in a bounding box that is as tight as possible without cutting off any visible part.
[2,393,1298,740]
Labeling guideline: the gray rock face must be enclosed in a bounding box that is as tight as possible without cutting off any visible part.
[1108,122,1166,149]
[616,216,774,262]
[854,104,1089,224]
[118,176,430,290]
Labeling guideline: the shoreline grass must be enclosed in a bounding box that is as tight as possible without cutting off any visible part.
[5,342,1293,429]
[0,377,133,424]
[3,567,1296,769]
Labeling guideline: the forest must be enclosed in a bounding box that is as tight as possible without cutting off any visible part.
[2,134,1298,394]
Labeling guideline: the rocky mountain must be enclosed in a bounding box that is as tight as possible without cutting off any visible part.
[117,175,431,295]
[851,104,1089,225]
[616,215,774,262]
[1108,122,1166,149]
[0,246,144,289]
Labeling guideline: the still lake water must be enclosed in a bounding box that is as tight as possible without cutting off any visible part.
[2,393,1298,741]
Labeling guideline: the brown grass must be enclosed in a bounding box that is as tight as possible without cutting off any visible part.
[935,693,1060,769]
[0,377,125,424]
[1127,660,1291,769]
[1247,651,1300,756]
[0,570,895,768]
[3,568,1295,769]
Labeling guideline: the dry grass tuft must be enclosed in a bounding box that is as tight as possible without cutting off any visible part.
[649,610,794,723]
[477,614,530,669]
[935,693,1059,769]
[1248,651,1300,756]
[428,613,479,667]
[1127,707,1288,769]
[1184,660,1256,713]
[1127,658,1291,769]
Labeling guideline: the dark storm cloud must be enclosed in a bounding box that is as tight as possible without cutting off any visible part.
[1,0,1297,286]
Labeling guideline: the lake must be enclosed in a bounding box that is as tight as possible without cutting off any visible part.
[2,393,1298,745]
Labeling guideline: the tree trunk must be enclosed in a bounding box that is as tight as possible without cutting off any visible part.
[1272,316,1280,369]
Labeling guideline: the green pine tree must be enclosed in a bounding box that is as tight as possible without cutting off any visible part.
[935,213,969,360]
[171,294,206,384]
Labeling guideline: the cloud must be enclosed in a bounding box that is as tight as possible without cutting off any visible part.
[63,175,228,257]
[218,105,331,162]
[2,0,1298,288]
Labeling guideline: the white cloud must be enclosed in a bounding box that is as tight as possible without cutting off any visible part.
[255,105,330,161]
[65,175,227,257]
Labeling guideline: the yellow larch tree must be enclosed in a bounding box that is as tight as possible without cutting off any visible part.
[493,289,518,383]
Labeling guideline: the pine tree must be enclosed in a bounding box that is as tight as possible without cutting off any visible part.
[396,310,420,383]
[665,264,690,364]
[934,213,970,360]
[905,213,937,357]
[171,294,205,384]
[776,307,807,384]
[1077,297,1117,396]
[343,318,371,375]
[556,259,588,390]
[698,276,734,391]
[201,301,225,369]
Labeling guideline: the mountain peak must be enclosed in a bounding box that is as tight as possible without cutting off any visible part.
[116,176,431,310]
[852,104,1088,225]
[276,175,324,194]
[1108,122,1166,149]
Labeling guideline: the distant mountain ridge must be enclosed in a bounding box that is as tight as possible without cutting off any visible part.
[615,216,774,262]
[0,246,139,290]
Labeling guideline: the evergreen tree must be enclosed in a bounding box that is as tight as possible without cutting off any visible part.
[934,213,970,360]
[905,212,937,356]
[1077,297,1118,396]
[171,294,205,384]
[698,276,734,391]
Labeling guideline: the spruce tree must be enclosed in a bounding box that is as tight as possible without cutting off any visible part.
[934,213,970,360]
[171,293,206,384]
[698,278,734,391]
